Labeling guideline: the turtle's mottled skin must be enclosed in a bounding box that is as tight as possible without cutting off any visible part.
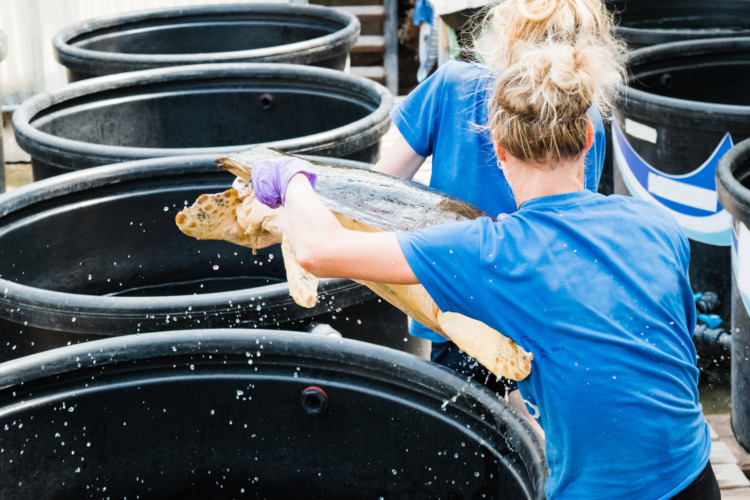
[177,147,533,381]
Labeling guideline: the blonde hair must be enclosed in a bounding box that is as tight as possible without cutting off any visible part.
[474,0,619,71]
[488,36,624,163]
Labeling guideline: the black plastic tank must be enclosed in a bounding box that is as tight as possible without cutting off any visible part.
[0,30,6,193]
[0,329,547,499]
[613,37,750,324]
[716,138,750,453]
[598,1,750,196]
[53,3,360,82]
[12,63,392,180]
[0,155,419,362]
[607,1,750,49]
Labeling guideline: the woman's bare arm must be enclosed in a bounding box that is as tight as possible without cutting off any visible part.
[282,174,419,285]
[372,131,427,179]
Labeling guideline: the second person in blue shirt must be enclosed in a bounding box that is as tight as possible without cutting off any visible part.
[373,0,613,419]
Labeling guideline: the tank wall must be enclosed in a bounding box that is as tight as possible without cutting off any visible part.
[609,1,750,29]
[631,63,750,106]
[31,90,371,148]
[607,0,750,48]
[731,274,750,452]
[0,164,414,361]
[0,295,412,363]
[728,156,750,451]
[0,332,541,499]
[0,181,285,293]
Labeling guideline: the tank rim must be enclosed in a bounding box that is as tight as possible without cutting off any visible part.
[0,155,374,333]
[52,3,360,70]
[616,37,750,119]
[11,62,393,170]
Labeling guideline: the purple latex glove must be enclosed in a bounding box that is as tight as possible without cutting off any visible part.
[251,157,318,209]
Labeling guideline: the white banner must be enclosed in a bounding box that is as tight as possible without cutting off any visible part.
[0,0,289,105]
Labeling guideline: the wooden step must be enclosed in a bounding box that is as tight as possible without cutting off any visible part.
[309,0,397,94]
[351,35,385,54]
[336,5,385,35]
[349,65,386,85]
[337,5,385,21]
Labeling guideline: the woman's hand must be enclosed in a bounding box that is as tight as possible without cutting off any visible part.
[251,156,317,209]
[243,155,418,284]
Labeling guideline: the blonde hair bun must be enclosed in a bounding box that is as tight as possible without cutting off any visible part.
[489,35,625,162]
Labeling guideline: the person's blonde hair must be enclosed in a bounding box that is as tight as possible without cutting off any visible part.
[488,36,624,163]
[474,0,619,71]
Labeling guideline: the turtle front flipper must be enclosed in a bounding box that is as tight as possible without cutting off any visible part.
[436,312,533,382]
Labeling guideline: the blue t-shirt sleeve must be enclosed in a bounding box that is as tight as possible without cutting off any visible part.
[583,106,605,192]
[396,220,488,322]
[390,63,459,158]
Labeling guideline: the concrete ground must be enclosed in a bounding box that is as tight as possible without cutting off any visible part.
[706,414,750,497]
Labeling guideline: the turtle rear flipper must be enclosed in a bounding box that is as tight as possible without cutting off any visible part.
[281,235,320,308]
[217,157,252,182]
[437,312,533,381]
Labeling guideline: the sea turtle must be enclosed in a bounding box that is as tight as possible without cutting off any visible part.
[176,147,533,381]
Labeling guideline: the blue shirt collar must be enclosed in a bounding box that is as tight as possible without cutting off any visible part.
[519,190,599,210]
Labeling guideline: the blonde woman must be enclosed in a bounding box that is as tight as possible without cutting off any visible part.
[245,35,717,499]
[374,0,623,401]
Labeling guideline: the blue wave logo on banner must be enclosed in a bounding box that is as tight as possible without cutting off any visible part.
[613,121,733,246]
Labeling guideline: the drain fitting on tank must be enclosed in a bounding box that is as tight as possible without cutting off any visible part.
[301,386,328,415]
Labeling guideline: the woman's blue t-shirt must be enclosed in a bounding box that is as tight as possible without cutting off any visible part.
[392,60,607,342]
[396,191,711,499]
